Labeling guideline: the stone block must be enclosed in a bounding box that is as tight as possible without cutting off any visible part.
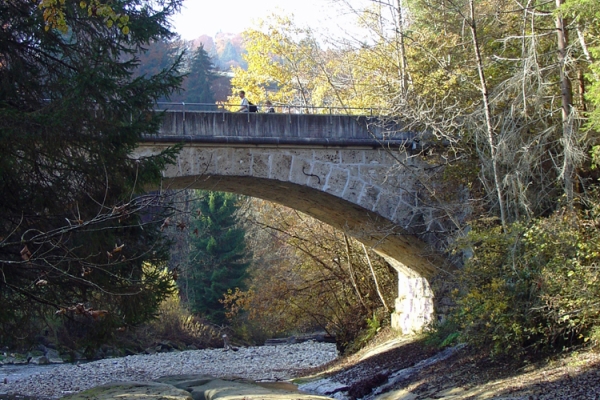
[342,178,364,204]
[324,167,349,196]
[214,148,235,175]
[193,149,218,175]
[364,149,389,165]
[359,165,398,187]
[251,153,271,178]
[286,149,314,160]
[289,157,313,185]
[358,185,380,211]
[312,149,340,163]
[375,193,401,221]
[176,147,194,175]
[270,153,293,181]
[162,163,180,178]
[340,149,364,164]
[231,149,252,175]
[306,162,330,189]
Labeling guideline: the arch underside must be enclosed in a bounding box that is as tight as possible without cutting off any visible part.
[162,174,438,279]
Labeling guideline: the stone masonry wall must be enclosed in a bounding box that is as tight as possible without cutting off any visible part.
[136,143,443,333]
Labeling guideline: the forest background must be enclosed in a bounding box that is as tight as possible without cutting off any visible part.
[1,0,600,362]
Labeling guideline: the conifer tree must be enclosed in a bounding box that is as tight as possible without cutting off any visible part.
[185,192,250,325]
[180,44,216,108]
[0,0,183,346]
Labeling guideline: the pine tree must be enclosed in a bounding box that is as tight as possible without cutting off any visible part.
[180,44,216,108]
[186,192,250,325]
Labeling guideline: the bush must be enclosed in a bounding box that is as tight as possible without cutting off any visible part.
[134,294,222,349]
[423,319,461,349]
[454,208,600,356]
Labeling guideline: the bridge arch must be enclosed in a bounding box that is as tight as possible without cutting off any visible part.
[136,111,445,333]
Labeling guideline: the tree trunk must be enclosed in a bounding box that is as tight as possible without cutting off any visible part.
[343,233,368,311]
[555,0,575,204]
[396,0,409,94]
[468,0,507,228]
[362,243,389,312]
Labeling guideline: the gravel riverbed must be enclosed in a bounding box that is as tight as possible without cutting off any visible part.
[0,341,338,399]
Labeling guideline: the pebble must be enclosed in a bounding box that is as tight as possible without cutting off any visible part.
[0,341,338,399]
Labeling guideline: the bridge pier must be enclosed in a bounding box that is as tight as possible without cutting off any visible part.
[393,275,434,334]
[382,257,434,334]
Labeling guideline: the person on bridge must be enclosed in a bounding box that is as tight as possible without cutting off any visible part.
[237,90,249,112]
[264,100,275,113]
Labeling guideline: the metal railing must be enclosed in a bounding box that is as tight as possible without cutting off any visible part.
[154,102,380,116]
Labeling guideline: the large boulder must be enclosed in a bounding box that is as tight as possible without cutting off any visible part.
[45,349,64,364]
[60,381,193,400]
[62,375,335,400]
[156,375,335,400]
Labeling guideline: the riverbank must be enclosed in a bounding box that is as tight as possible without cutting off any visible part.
[295,329,600,399]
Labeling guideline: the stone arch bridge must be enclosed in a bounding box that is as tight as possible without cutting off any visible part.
[135,110,451,334]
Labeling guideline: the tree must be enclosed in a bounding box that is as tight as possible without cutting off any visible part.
[231,15,325,110]
[224,199,396,351]
[135,39,184,80]
[184,191,251,325]
[0,0,183,347]
[179,44,216,107]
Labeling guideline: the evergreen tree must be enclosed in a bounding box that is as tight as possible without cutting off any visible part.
[0,0,183,346]
[186,192,250,325]
[180,44,216,108]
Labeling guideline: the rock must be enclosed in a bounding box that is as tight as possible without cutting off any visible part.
[45,348,64,364]
[265,333,336,346]
[29,355,49,365]
[157,375,335,400]
[60,381,193,400]
[124,348,137,356]
[155,374,214,390]
[8,354,29,365]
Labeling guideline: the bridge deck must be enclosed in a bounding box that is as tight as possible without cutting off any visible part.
[145,111,413,147]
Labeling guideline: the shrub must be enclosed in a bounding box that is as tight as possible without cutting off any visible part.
[135,294,222,349]
[454,208,600,355]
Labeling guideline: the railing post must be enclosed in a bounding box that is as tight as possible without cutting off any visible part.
[182,102,186,135]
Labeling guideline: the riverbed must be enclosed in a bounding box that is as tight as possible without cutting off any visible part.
[0,364,62,400]
[0,341,338,399]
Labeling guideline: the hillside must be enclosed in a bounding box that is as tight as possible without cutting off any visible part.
[190,32,245,70]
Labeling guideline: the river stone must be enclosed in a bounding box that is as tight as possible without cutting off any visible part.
[155,375,215,390]
[157,376,335,400]
[45,349,64,364]
[29,355,49,365]
[60,381,193,400]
